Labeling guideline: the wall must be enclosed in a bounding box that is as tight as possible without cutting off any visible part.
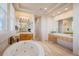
[47,16,58,33]
[47,17,53,33]
[15,11,33,18]
[40,16,48,41]
[40,16,58,41]
[0,4,16,55]
[54,10,73,21]
[53,10,73,49]
[73,4,79,55]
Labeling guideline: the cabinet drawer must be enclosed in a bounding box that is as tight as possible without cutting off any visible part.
[48,34,57,42]
[20,34,33,41]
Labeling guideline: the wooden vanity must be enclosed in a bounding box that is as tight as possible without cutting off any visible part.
[48,33,73,49]
[48,34,57,42]
[20,34,33,41]
[53,33,72,42]
[16,32,33,41]
[49,33,73,42]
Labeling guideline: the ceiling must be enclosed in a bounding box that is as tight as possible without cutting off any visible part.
[13,3,73,17]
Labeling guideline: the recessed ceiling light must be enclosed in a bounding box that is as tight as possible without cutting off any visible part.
[65,8,68,10]
[44,8,47,10]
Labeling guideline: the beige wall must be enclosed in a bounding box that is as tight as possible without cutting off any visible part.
[47,17,58,33]
[54,10,73,21]
[15,11,33,19]
[40,16,48,40]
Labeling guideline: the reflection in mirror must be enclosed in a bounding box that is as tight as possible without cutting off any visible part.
[58,17,73,35]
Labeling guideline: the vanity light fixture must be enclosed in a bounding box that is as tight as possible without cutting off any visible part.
[64,8,68,11]
[44,8,47,10]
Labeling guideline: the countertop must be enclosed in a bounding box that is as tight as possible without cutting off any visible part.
[49,33,73,39]
[15,32,33,36]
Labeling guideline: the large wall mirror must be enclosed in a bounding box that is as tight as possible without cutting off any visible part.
[16,17,33,32]
[58,17,73,35]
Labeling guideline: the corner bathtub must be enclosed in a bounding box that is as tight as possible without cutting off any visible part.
[3,41,45,56]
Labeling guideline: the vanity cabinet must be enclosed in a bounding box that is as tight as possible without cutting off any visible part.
[20,34,33,41]
[48,34,57,42]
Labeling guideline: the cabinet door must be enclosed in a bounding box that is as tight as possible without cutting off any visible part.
[48,34,57,42]
[20,34,33,41]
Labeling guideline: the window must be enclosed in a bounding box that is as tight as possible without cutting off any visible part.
[0,7,4,31]
[0,6,5,31]
[10,19,14,31]
[0,18,3,31]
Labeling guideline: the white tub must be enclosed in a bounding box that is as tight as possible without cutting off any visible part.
[3,41,45,56]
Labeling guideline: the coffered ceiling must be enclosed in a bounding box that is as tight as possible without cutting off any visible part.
[13,3,73,17]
